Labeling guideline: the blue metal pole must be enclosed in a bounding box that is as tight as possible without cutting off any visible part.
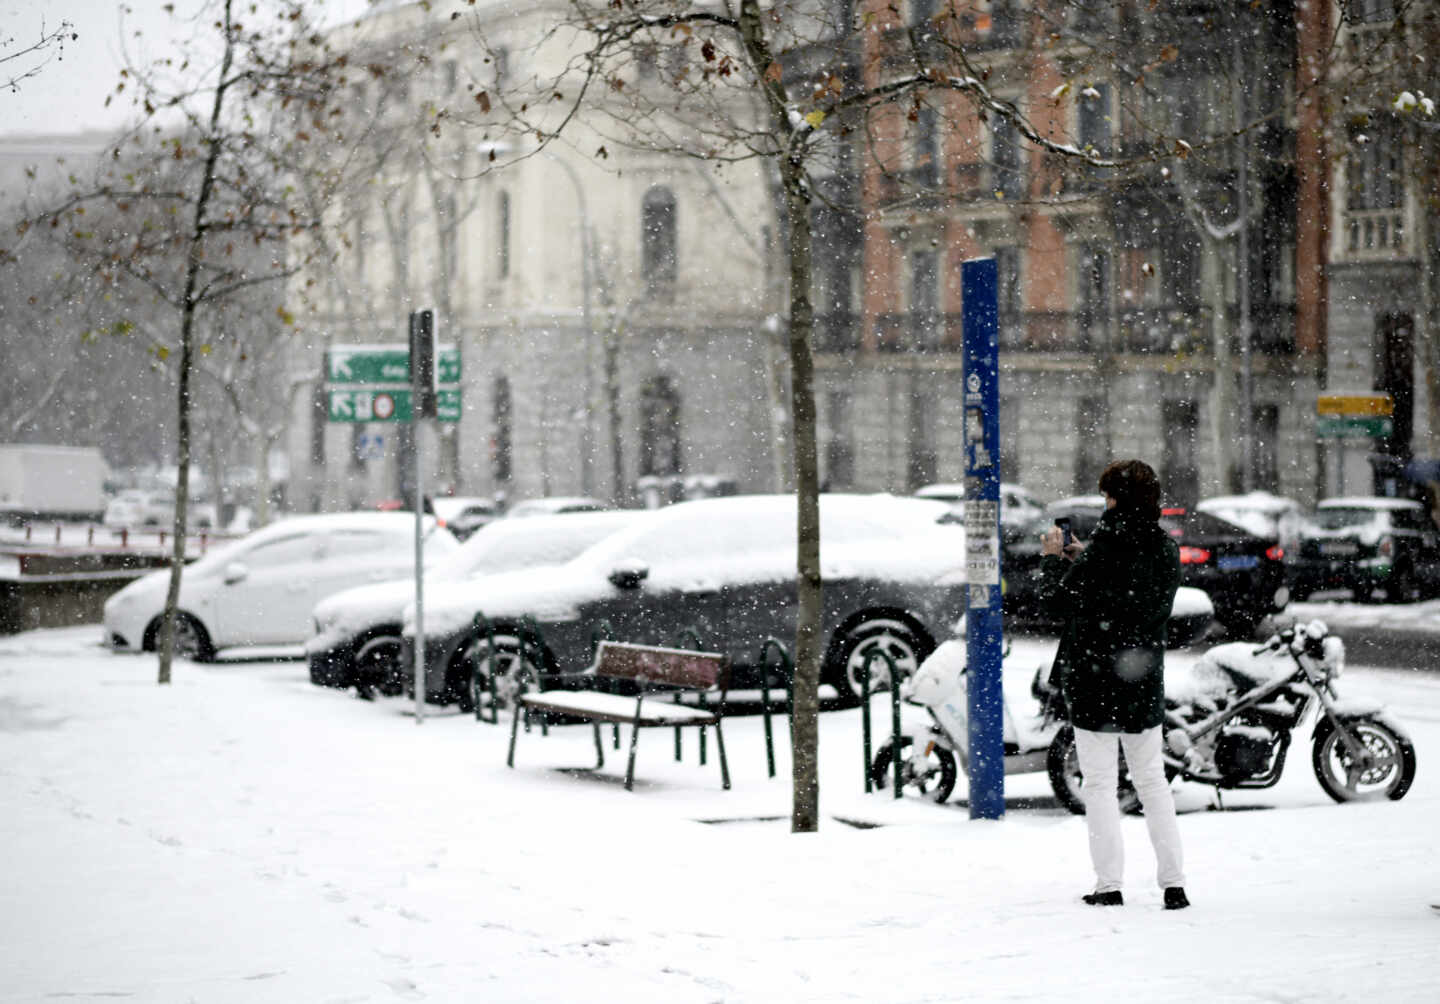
[961,258,1006,821]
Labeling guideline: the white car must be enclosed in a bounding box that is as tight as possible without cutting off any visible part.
[306,509,641,692]
[103,512,459,661]
[505,496,609,518]
[103,489,218,530]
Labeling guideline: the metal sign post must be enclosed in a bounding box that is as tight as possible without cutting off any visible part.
[961,258,1005,821]
[409,310,436,723]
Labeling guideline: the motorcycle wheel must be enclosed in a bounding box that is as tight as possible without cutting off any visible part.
[1046,725,1142,816]
[870,738,957,804]
[1311,716,1417,802]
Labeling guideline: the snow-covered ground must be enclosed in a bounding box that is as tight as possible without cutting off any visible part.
[1,624,1437,1003]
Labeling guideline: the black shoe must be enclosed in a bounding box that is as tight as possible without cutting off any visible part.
[1163,887,1190,910]
[1082,890,1124,906]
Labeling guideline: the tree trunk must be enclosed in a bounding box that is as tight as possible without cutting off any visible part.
[1204,238,1236,496]
[157,0,234,684]
[780,153,822,834]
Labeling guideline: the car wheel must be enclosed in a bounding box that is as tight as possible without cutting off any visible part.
[830,617,927,706]
[450,633,546,714]
[355,634,405,697]
[149,612,215,662]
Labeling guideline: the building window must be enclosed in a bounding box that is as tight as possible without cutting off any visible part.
[1252,404,1279,492]
[1345,117,1406,255]
[1344,0,1397,23]
[907,385,938,491]
[913,104,939,188]
[1077,83,1112,156]
[1162,398,1200,509]
[991,113,1023,200]
[1075,395,1109,493]
[641,186,678,296]
[491,375,512,484]
[639,375,682,477]
[995,245,1021,318]
[496,190,511,279]
[1077,244,1111,346]
[999,393,1020,483]
[825,389,855,490]
[909,248,940,350]
[1347,119,1404,211]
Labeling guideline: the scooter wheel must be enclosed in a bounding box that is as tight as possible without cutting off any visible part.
[870,738,957,804]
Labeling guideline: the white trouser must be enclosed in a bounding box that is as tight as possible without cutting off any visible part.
[1073,726,1185,893]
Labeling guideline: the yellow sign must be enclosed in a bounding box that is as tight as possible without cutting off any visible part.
[1316,393,1393,417]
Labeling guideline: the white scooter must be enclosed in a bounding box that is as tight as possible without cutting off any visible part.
[869,638,1094,810]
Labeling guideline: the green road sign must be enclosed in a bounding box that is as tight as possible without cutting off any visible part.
[1316,415,1393,439]
[328,388,460,423]
[325,344,461,385]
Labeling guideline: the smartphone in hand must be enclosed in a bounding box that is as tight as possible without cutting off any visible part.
[1054,517,1072,549]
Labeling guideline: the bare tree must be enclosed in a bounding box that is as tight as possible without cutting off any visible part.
[23,0,362,683]
[459,0,1129,831]
[1,15,75,95]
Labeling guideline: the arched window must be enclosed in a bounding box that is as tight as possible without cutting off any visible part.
[496,190,511,279]
[638,375,682,477]
[641,186,677,295]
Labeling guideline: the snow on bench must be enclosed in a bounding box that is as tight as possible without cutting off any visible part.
[505,640,732,791]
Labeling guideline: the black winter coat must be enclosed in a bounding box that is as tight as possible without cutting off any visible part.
[1036,506,1181,733]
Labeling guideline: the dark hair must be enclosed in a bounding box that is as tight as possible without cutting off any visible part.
[1098,459,1162,520]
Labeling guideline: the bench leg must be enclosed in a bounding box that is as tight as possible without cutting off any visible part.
[592,723,605,769]
[625,721,641,792]
[613,723,620,750]
[674,725,682,762]
[713,719,731,790]
[700,724,708,766]
[506,702,522,768]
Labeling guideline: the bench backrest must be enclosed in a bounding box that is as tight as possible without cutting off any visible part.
[591,640,728,691]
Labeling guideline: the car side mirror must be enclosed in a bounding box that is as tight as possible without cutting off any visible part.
[223,562,249,585]
[608,560,649,590]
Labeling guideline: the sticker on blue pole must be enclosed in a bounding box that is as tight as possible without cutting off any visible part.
[961,257,1005,821]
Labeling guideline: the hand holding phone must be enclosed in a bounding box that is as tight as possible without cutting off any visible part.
[1055,517,1073,550]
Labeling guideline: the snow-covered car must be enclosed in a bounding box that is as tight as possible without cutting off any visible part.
[916,482,1046,525]
[505,496,609,518]
[1196,492,1305,552]
[431,496,500,541]
[1290,497,1440,602]
[104,512,459,661]
[103,489,217,530]
[1038,495,1287,636]
[409,493,971,711]
[306,509,642,692]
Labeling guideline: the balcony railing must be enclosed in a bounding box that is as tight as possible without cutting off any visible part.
[1342,207,1408,258]
[815,306,1296,357]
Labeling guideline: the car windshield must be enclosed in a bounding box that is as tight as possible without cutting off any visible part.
[437,517,629,578]
[1312,507,1382,531]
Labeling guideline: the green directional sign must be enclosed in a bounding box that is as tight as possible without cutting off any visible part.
[325,344,461,386]
[1316,415,1393,439]
[328,388,461,423]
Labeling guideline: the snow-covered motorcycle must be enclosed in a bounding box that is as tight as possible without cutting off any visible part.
[868,639,1084,807]
[1157,620,1417,803]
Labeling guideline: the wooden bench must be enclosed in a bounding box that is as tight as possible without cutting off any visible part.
[506,640,731,791]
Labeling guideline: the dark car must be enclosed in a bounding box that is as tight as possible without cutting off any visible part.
[1290,497,1440,602]
[1008,496,1287,638]
[406,494,971,710]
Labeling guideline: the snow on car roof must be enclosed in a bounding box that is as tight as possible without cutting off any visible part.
[1197,492,1301,514]
[1318,497,1422,510]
